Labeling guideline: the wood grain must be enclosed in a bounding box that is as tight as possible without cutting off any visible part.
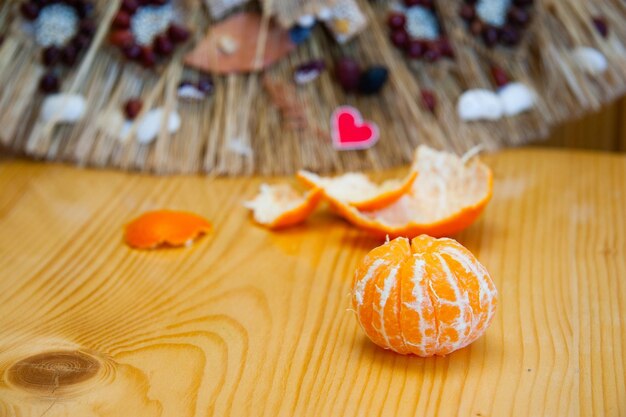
[0,149,624,417]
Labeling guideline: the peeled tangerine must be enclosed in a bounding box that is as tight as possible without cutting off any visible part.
[352,235,497,356]
[300,146,493,238]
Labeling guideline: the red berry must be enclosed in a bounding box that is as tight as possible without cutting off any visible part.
[406,40,426,59]
[592,16,609,38]
[61,44,78,66]
[404,0,420,6]
[390,29,409,48]
[424,47,441,62]
[167,23,190,43]
[421,90,436,113]
[124,98,143,119]
[42,46,61,66]
[460,4,475,21]
[470,19,483,36]
[109,30,134,47]
[490,65,509,87]
[153,34,174,55]
[482,26,499,47]
[387,12,406,30]
[197,77,214,94]
[335,57,362,92]
[113,11,131,29]
[20,2,40,20]
[438,37,454,58]
[140,46,156,68]
[122,43,142,60]
[121,0,139,13]
[507,7,530,26]
[39,72,60,94]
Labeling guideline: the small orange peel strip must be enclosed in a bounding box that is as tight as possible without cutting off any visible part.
[124,210,212,249]
[244,184,322,229]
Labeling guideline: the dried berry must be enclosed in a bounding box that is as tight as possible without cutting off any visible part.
[294,60,325,84]
[113,10,131,29]
[153,34,174,56]
[62,44,78,66]
[404,0,420,6]
[76,1,94,18]
[421,89,436,112]
[592,17,609,38]
[73,33,91,51]
[406,40,426,59]
[167,23,190,43]
[490,65,509,87]
[39,72,60,94]
[20,2,40,20]
[109,30,134,47]
[124,98,143,119]
[438,37,454,58]
[79,19,97,36]
[470,19,483,36]
[42,46,61,66]
[507,7,529,27]
[121,0,139,13]
[197,77,214,94]
[424,45,441,62]
[358,66,389,95]
[335,58,362,92]
[140,46,156,68]
[390,29,409,48]
[122,42,142,60]
[482,26,499,48]
[500,26,520,46]
[460,4,475,21]
[387,12,406,30]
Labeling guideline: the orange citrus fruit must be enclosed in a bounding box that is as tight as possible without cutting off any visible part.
[297,170,417,211]
[300,145,492,238]
[244,184,322,229]
[125,210,212,249]
[352,235,497,356]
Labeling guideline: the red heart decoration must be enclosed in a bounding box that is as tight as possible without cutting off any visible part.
[331,106,380,151]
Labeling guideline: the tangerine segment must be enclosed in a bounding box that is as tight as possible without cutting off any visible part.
[305,146,493,238]
[297,170,417,211]
[352,236,497,356]
[244,184,322,229]
[125,210,212,249]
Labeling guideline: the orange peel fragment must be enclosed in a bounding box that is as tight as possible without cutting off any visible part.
[244,184,322,229]
[300,146,493,238]
[297,170,417,211]
[125,210,212,249]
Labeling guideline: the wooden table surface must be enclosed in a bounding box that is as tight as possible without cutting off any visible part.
[0,149,624,417]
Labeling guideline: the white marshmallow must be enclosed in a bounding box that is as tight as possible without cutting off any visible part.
[498,82,536,116]
[40,94,86,123]
[457,89,503,121]
[572,47,608,75]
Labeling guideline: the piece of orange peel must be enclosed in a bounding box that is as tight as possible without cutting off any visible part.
[244,184,323,229]
[125,210,212,249]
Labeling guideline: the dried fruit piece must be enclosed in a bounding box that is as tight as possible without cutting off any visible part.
[125,210,212,249]
[244,184,322,229]
[298,170,417,211]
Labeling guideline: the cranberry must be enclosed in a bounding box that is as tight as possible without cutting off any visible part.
[109,30,134,47]
[387,12,406,30]
[140,46,156,68]
[72,33,91,51]
[20,2,40,20]
[153,34,174,55]
[470,19,483,36]
[406,40,426,59]
[124,98,143,119]
[79,19,97,36]
[61,44,78,66]
[500,25,520,46]
[438,37,454,58]
[113,11,131,29]
[335,57,361,92]
[419,0,434,9]
[482,26,499,47]
[121,0,139,13]
[592,17,609,38]
[39,72,60,93]
[507,7,530,26]
[424,44,441,62]
[421,90,436,113]
[122,42,142,59]
[167,23,190,43]
[490,65,509,87]
[390,29,409,48]
[404,0,420,6]
[460,4,475,21]
[42,46,61,66]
